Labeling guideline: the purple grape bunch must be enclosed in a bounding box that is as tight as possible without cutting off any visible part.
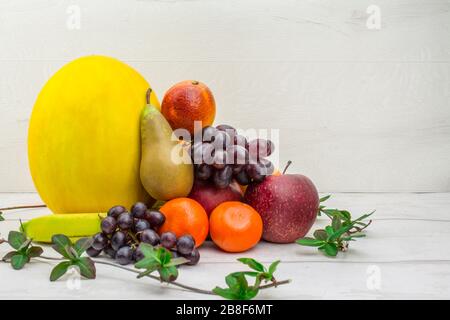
[191,124,275,188]
[86,202,200,266]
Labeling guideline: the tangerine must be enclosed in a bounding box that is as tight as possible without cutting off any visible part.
[159,198,209,247]
[209,201,263,253]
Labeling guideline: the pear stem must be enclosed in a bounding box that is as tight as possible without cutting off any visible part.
[146,88,152,104]
[282,160,292,174]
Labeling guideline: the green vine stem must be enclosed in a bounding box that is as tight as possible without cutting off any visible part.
[34,255,290,296]
[0,204,46,211]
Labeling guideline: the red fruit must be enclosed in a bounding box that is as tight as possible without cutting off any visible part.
[244,174,319,243]
[188,179,243,216]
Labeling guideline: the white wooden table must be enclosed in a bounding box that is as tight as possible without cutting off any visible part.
[1,192,449,300]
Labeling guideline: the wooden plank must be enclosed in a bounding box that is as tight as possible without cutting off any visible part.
[0,0,449,62]
[1,60,449,192]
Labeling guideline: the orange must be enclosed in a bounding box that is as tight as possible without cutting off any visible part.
[209,201,263,253]
[159,198,209,247]
[161,80,216,135]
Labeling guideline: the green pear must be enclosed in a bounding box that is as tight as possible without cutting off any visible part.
[140,89,194,200]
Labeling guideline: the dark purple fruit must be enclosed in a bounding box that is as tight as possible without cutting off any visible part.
[117,213,133,230]
[213,166,232,188]
[216,124,237,136]
[160,232,177,249]
[107,205,127,219]
[177,235,195,255]
[101,216,117,235]
[196,163,212,180]
[212,130,231,150]
[229,145,248,165]
[201,143,215,165]
[235,169,251,185]
[234,134,248,148]
[258,158,274,176]
[202,126,218,143]
[246,164,265,183]
[104,244,117,259]
[248,139,274,160]
[86,246,102,257]
[144,210,166,229]
[140,229,160,246]
[131,202,147,219]
[111,231,127,251]
[182,248,200,266]
[116,246,133,265]
[134,245,145,262]
[134,219,151,233]
[213,149,227,169]
[92,232,108,251]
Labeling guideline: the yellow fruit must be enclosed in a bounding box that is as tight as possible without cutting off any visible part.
[28,55,159,213]
[21,213,106,243]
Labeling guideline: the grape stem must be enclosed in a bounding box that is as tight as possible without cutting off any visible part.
[0,204,46,211]
[36,255,290,296]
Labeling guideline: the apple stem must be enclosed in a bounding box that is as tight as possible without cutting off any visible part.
[146,88,152,104]
[282,160,292,174]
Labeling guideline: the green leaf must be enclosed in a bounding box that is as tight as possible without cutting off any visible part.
[11,253,29,270]
[237,258,265,272]
[313,229,328,241]
[137,265,158,279]
[166,257,189,267]
[2,251,17,262]
[158,247,172,266]
[75,257,96,279]
[319,243,338,257]
[8,231,27,250]
[332,215,342,231]
[353,211,375,222]
[0,212,4,221]
[268,260,280,275]
[51,234,74,259]
[213,287,239,300]
[243,288,259,300]
[74,238,93,256]
[26,246,43,258]
[225,273,239,289]
[18,238,32,251]
[158,265,178,282]
[135,256,159,270]
[139,243,159,260]
[296,237,325,247]
[325,226,335,237]
[339,210,352,221]
[328,224,354,241]
[50,261,72,281]
[319,195,331,203]
[229,271,260,278]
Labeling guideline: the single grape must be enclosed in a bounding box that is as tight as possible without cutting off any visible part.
[235,169,250,185]
[160,232,177,249]
[134,219,151,233]
[134,244,145,262]
[258,158,274,176]
[216,124,237,136]
[144,210,166,228]
[116,246,133,265]
[92,232,108,251]
[131,202,147,219]
[196,163,212,180]
[86,246,102,258]
[177,235,195,255]
[104,244,117,259]
[202,126,218,143]
[213,166,232,188]
[107,205,127,219]
[191,141,204,163]
[182,248,200,266]
[111,231,127,251]
[140,229,160,246]
[234,134,248,148]
[213,149,227,169]
[248,139,274,160]
[201,143,215,165]
[246,163,265,183]
[117,212,133,230]
[101,216,117,235]
[229,145,248,165]
[212,130,231,150]
[232,164,244,174]
[171,250,180,259]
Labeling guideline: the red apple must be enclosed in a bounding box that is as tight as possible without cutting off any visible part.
[188,179,243,216]
[244,173,319,243]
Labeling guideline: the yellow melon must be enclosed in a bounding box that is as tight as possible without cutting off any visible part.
[28,55,159,213]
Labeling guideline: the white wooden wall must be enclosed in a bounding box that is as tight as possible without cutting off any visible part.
[0,0,449,192]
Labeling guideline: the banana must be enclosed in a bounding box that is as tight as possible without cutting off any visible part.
[21,213,106,243]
